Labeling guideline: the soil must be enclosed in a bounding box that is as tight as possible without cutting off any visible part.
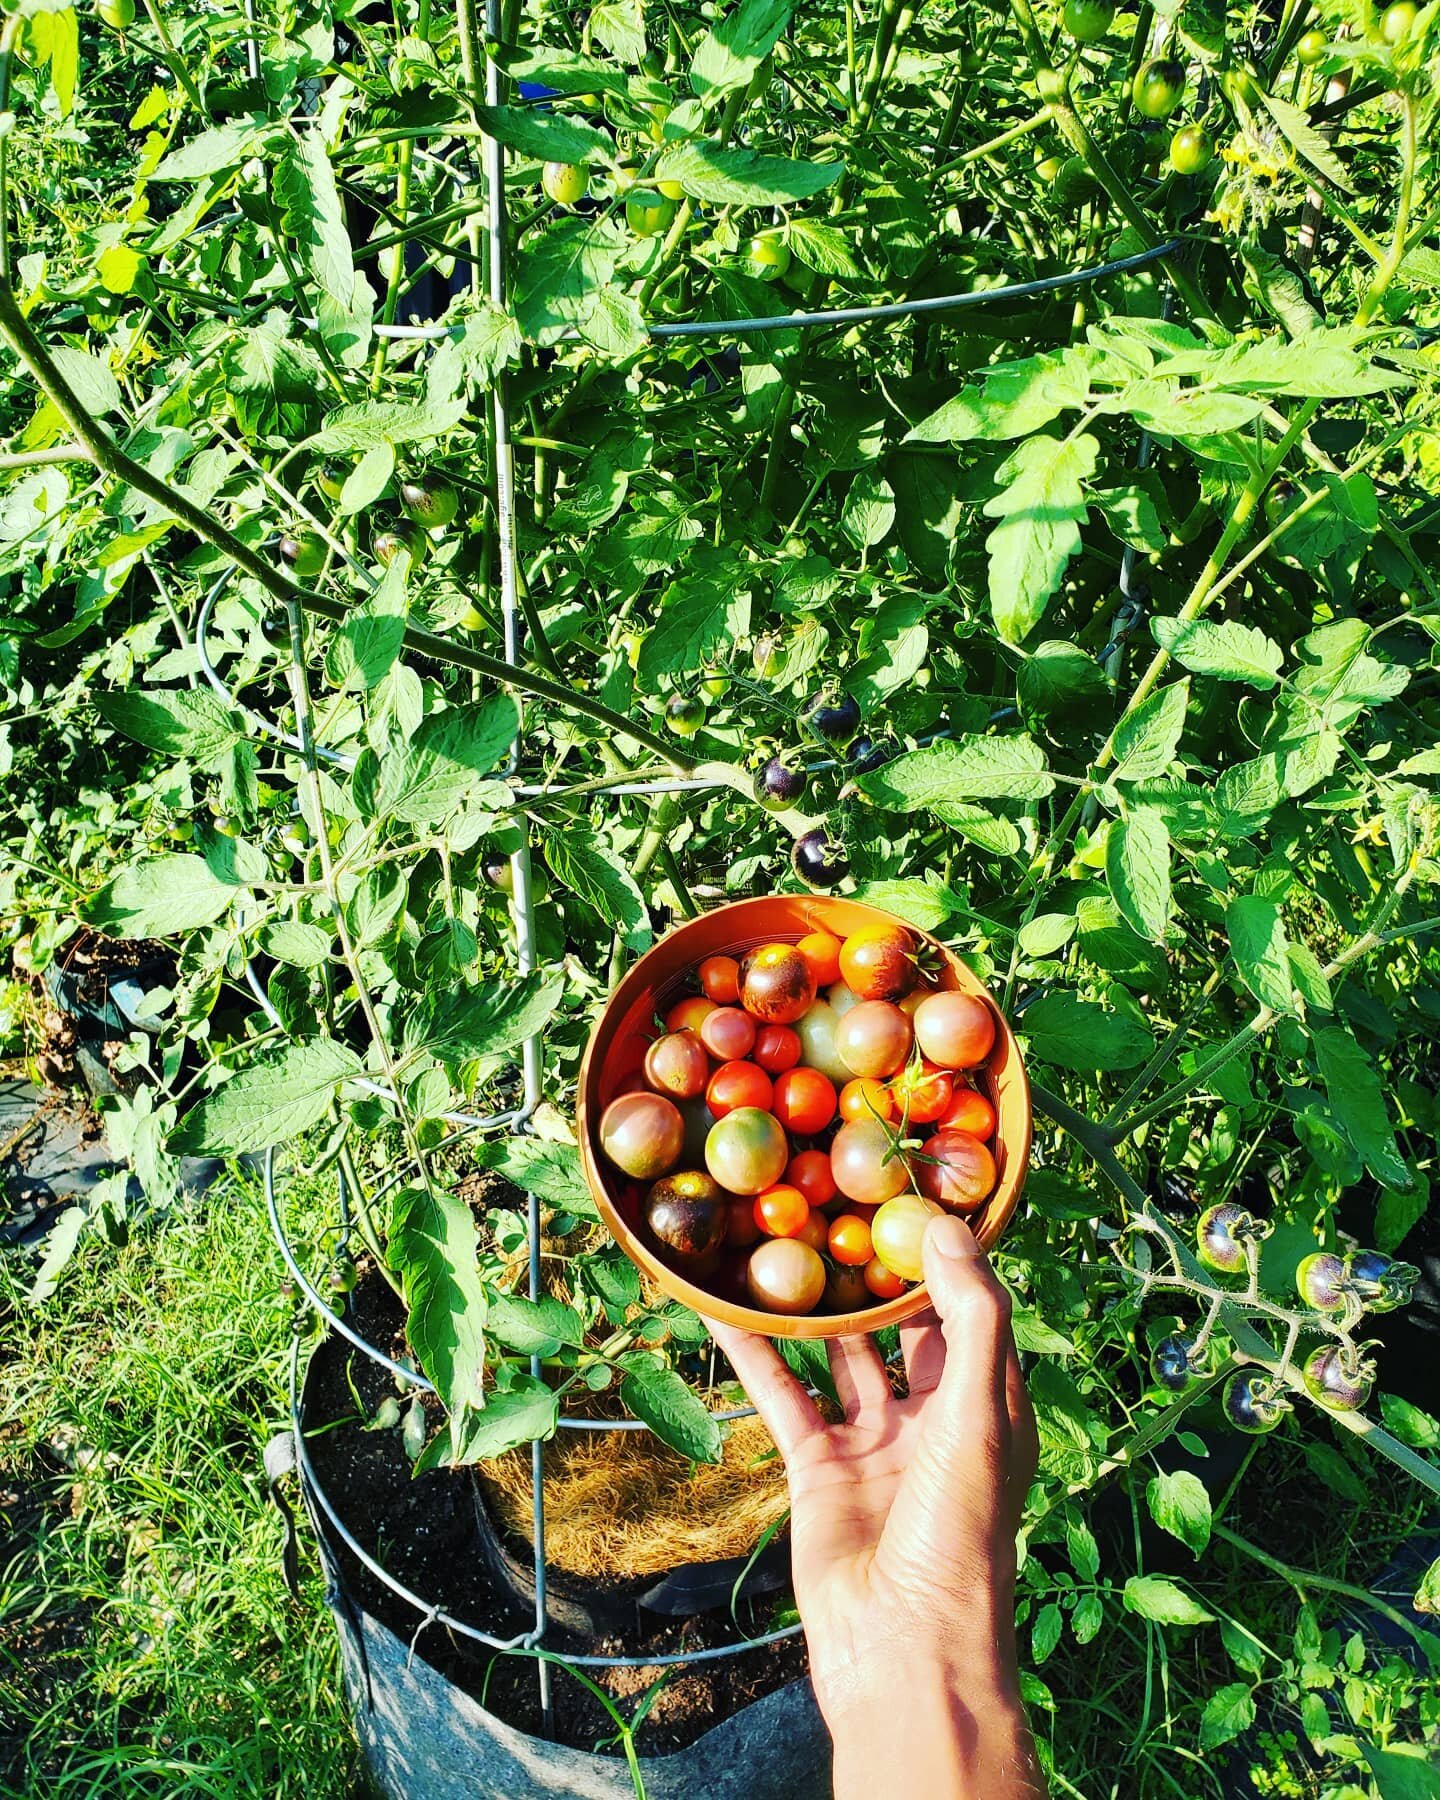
[12,929,175,1093]
[302,1272,810,1756]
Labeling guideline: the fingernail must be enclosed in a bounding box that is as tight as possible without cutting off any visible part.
[926,1213,979,1259]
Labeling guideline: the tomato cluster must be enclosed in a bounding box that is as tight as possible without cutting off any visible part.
[595,921,1004,1318]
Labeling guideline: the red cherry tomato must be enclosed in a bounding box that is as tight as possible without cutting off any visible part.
[725,1198,761,1248]
[795,1208,830,1252]
[753,1024,802,1073]
[796,930,843,987]
[786,1147,837,1208]
[828,1213,874,1266]
[839,925,917,1001]
[706,1060,774,1118]
[912,991,996,1070]
[643,1030,710,1100]
[700,1005,758,1062]
[752,1183,811,1238]
[836,1001,913,1079]
[839,1077,897,1124]
[666,994,715,1034]
[889,1060,954,1125]
[938,1083,997,1140]
[739,943,817,1024]
[863,1256,907,1300]
[916,1129,996,1212]
[697,954,741,1004]
[772,1067,837,1136]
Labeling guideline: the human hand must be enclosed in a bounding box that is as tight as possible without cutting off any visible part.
[705,1212,1042,1798]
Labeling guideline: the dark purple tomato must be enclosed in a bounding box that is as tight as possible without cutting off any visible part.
[1302,1345,1374,1411]
[1347,1249,1414,1313]
[805,689,861,746]
[1222,1371,1289,1434]
[1149,1332,1209,1392]
[644,1171,729,1262]
[739,943,817,1025]
[1295,1251,1348,1313]
[599,1092,685,1181]
[792,827,849,889]
[823,1262,872,1312]
[1196,1202,1258,1276]
[754,758,806,810]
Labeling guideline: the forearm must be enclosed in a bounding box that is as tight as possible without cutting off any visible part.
[821,1648,1046,1800]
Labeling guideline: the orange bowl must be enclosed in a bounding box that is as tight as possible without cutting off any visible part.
[576,896,1031,1339]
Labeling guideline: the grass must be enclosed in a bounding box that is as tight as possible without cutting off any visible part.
[0,1171,367,1799]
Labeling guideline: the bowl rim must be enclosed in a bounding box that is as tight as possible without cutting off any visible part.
[577,895,1031,1340]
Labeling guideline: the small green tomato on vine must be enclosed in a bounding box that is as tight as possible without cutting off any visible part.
[1195,1202,1265,1276]
[542,161,588,207]
[280,529,327,580]
[664,693,705,737]
[1132,58,1186,120]
[401,478,459,529]
[95,0,134,28]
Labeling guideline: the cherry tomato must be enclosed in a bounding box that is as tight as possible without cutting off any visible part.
[706,1060,774,1118]
[1381,0,1417,42]
[794,1001,851,1083]
[644,1171,727,1261]
[666,694,705,737]
[643,1031,710,1101]
[725,1198,761,1248]
[1302,1345,1374,1410]
[915,1130,996,1213]
[698,955,740,1005]
[401,480,459,529]
[746,1238,826,1315]
[1132,57,1186,120]
[889,1061,954,1125]
[772,1067,837,1136]
[1063,0,1113,42]
[626,191,676,236]
[937,1083,997,1140]
[825,1263,871,1311]
[827,981,863,1019]
[897,987,930,1019]
[871,1194,942,1282]
[599,1092,684,1181]
[739,944,817,1024]
[1223,1372,1288,1434]
[753,1025,802,1073]
[839,1077,897,1124]
[1296,27,1327,63]
[1196,1202,1257,1275]
[752,1183,811,1238]
[1295,1251,1347,1313]
[831,1117,911,1206]
[543,160,588,206]
[795,1208,830,1252]
[705,1108,789,1195]
[792,827,849,888]
[666,995,715,1034]
[700,1005,758,1062]
[912,991,995,1070]
[1168,125,1212,175]
[863,1257,907,1300]
[839,925,917,1001]
[743,233,791,279]
[796,931,843,987]
[828,1213,874,1267]
[786,1148,837,1209]
[97,0,135,26]
[280,530,326,579]
[836,1001,913,1080]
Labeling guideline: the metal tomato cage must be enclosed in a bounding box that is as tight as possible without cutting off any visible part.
[202,20,1187,1726]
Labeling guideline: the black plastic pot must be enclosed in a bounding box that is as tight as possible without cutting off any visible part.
[285,1335,829,1800]
[44,945,173,1098]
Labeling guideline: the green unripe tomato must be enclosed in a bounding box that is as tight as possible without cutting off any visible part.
[1034,154,1064,185]
[657,177,686,200]
[169,819,195,842]
[315,462,347,502]
[280,530,326,579]
[328,1252,359,1295]
[1054,155,1101,210]
[1169,125,1213,174]
[625,191,676,237]
[1380,1,1417,42]
[459,603,486,632]
[752,634,784,679]
[665,693,705,736]
[742,233,790,279]
[1063,0,1114,43]
[1263,478,1300,526]
[1132,57,1186,120]
[400,478,458,529]
[1296,27,1327,64]
[542,160,588,206]
[96,0,134,28]
[699,669,729,699]
[213,813,239,839]
[373,525,420,566]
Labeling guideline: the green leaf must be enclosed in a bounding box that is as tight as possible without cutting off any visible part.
[1092,485,1165,552]
[1302,1440,1368,1504]
[1375,1169,1427,1255]
[1011,1308,1075,1356]
[275,131,372,368]
[1145,1468,1212,1556]
[850,877,964,933]
[635,554,751,689]
[618,1354,723,1462]
[1031,1602,1063,1664]
[337,442,395,518]
[473,105,615,165]
[1226,894,1296,1014]
[1072,1592,1103,1645]
[1105,811,1171,943]
[47,1,77,117]
[840,468,895,549]
[1198,1682,1256,1752]
[97,688,243,767]
[1314,1025,1413,1191]
[906,349,1092,444]
[1259,89,1355,193]
[849,595,928,706]
[1362,1745,1440,1800]
[404,972,563,1070]
[690,0,792,98]
[983,432,1099,644]
[376,697,518,825]
[1378,1394,1439,1451]
[1151,617,1283,689]
[426,304,522,404]
[430,1375,559,1468]
[1022,993,1153,1072]
[588,0,645,60]
[1414,1554,1440,1616]
[653,142,843,206]
[1017,639,1112,719]
[1220,1618,1267,1675]
[785,218,860,277]
[344,865,407,947]
[150,122,270,181]
[82,854,237,939]
[475,1137,598,1219]
[259,920,333,969]
[1066,1518,1100,1581]
[308,395,467,453]
[1121,1574,1214,1626]
[171,1038,361,1154]
[493,47,631,98]
[325,560,407,691]
[858,733,1054,808]
[388,1183,488,1457]
[487,1293,585,1356]
[1111,681,1189,782]
[1018,912,1077,958]
[1288,941,1332,1013]
[547,826,652,955]
[50,346,122,418]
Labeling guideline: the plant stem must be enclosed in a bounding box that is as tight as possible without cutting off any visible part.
[1212,1522,1437,1652]
[137,0,205,112]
